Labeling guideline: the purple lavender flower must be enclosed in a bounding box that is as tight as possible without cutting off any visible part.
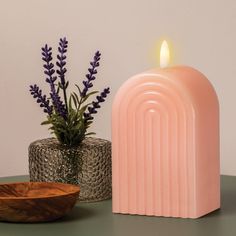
[29,84,52,115]
[56,37,69,112]
[84,87,110,120]
[81,51,101,97]
[56,37,68,87]
[42,44,67,119]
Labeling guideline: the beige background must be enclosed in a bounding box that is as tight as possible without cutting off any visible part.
[0,0,235,177]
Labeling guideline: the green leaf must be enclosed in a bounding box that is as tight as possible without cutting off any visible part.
[56,85,60,94]
[81,91,99,104]
[58,82,63,89]
[86,132,96,136]
[77,104,91,118]
[71,94,78,109]
[75,84,82,94]
[41,120,51,125]
[72,92,80,104]
[69,95,72,111]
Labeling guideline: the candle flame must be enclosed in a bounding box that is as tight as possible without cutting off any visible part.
[160,40,170,68]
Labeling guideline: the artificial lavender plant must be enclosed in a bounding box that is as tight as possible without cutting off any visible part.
[29,37,110,147]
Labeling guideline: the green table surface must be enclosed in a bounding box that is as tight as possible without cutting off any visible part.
[0,175,235,236]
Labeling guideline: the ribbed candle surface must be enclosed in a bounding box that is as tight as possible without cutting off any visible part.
[112,66,220,218]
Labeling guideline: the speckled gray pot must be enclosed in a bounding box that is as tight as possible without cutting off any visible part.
[28,137,112,202]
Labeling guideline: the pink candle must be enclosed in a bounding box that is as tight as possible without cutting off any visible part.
[112,41,220,218]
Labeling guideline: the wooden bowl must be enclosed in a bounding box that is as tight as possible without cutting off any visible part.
[0,182,80,222]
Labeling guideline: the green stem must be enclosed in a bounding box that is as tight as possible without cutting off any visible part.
[63,86,68,113]
[77,96,84,111]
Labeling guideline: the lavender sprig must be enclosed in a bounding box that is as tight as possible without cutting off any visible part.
[84,87,110,120]
[81,51,101,97]
[56,37,68,86]
[29,84,52,115]
[42,44,67,119]
[56,37,69,112]
[30,37,110,146]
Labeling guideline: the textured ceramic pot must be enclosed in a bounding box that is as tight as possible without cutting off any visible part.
[29,137,112,202]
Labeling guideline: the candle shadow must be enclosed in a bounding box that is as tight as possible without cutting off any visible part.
[203,176,236,219]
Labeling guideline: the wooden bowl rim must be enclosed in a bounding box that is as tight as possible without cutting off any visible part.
[0,182,80,200]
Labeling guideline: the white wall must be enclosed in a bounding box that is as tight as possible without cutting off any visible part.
[0,0,236,177]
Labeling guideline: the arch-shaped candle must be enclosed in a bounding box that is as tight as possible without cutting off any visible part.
[112,66,220,218]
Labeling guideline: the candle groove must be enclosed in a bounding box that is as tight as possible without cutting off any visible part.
[113,82,192,216]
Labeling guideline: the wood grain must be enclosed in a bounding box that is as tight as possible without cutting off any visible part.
[0,182,80,222]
